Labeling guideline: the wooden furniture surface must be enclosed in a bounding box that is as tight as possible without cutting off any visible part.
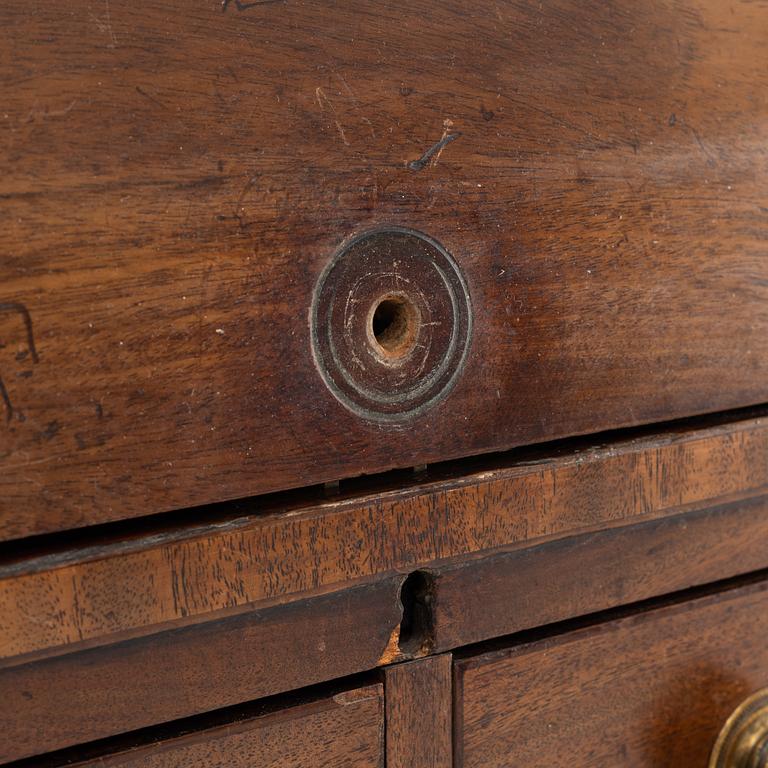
[454,580,768,768]
[384,656,452,768]
[3,412,765,663]
[0,578,401,761]
[67,683,384,768]
[2,0,768,539]
[2,1,768,767]
[2,413,767,762]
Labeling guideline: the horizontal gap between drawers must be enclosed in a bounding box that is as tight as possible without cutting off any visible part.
[1,402,767,575]
[1,668,381,768]
[6,565,768,768]
[450,563,768,663]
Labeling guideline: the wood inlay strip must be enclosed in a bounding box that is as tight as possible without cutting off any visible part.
[1,415,766,661]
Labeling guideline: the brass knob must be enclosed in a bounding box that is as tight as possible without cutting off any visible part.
[710,689,768,768]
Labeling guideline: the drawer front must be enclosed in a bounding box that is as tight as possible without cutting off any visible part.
[46,684,383,768]
[2,0,768,539]
[3,416,765,664]
[454,581,768,768]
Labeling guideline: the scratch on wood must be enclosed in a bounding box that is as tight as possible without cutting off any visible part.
[232,174,260,228]
[104,0,117,47]
[90,0,117,47]
[334,72,376,138]
[408,121,462,171]
[135,86,167,110]
[315,87,350,147]
[688,124,716,164]
[221,0,284,11]
[333,688,380,706]
[22,100,77,125]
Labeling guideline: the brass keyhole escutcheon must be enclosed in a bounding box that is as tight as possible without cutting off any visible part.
[710,689,768,768]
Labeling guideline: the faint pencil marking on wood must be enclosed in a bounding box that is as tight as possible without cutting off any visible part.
[0,303,38,364]
[0,377,13,423]
[0,302,40,424]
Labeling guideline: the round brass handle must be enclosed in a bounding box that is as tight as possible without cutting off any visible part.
[710,689,768,768]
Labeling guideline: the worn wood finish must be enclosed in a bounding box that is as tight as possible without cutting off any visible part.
[5,417,768,761]
[385,655,453,768]
[454,579,768,768]
[7,503,768,763]
[433,496,768,651]
[2,414,765,662]
[66,684,384,768]
[2,0,768,539]
[0,581,401,762]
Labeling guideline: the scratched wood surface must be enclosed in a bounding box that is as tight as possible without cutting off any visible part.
[66,683,385,768]
[454,579,768,768]
[2,414,766,663]
[2,0,768,538]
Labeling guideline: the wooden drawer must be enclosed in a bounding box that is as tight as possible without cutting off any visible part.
[17,684,384,768]
[2,413,766,762]
[2,0,768,540]
[454,580,768,767]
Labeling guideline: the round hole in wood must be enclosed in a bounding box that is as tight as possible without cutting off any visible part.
[369,295,419,360]
[311,227,472,423]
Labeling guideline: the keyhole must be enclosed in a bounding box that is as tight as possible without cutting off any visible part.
[398,570,435,655]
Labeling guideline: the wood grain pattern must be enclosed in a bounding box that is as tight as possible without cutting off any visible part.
[385,655,452,768]
[0,581,399,762]
[1,0,768,538]
[68,684,384,768]
[455,579,768,768]
[2,414,766,662]
[433,496,768,651]
[7,500,768,762]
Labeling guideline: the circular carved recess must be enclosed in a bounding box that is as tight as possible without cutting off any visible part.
[311,227,472,423]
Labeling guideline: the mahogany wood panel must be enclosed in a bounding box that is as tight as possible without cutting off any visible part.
[0,581,400,762]
[454,580,768,768]
[432,496,768,651]
[67,684,384,768]
[2,414,765,663]
[4,418,768,761]
[385,655,452,768]
[2,0,768,538]
[7,502,768,763]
